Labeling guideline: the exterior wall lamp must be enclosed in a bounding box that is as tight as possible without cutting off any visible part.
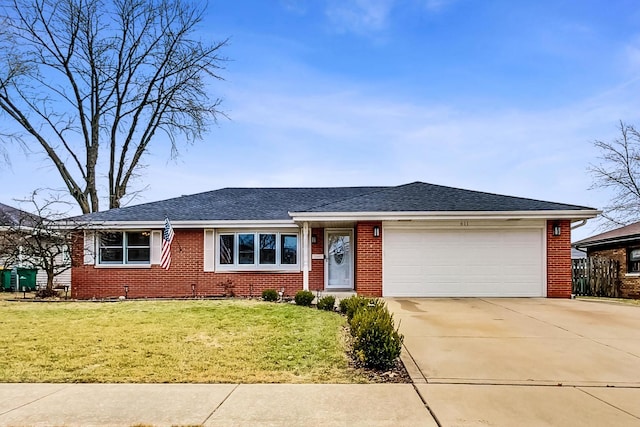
[373,226,380,238]
[311,234,317,244]
[552,223,561,236]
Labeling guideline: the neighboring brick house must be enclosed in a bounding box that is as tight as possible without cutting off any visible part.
[70,182,598,299]
[573,222,640,298]
[0,203,71,291]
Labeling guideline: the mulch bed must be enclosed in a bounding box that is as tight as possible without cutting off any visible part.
[342,325,412,384]
[353,358,412,383]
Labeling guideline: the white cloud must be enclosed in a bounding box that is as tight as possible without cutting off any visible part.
[623,35,640,75]
[325,0,395,35]
[200,68,640,207]
[279,0,307,15]
[423,0,457,13]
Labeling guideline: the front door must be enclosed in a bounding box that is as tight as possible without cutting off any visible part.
[325,229,354,289]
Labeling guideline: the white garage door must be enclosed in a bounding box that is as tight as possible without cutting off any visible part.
[383,227,545,297]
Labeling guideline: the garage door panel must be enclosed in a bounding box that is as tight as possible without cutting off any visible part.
[383,227,544,297]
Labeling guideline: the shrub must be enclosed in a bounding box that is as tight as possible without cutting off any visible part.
[338,296,351,315]
[340,295,380,322]
[294,290,314,307]
[350,303,404,370]
[35,288,60,298]
[262,289,278,302]
[316,295,335,311]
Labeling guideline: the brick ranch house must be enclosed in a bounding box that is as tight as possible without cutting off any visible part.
[573,221,640,298]
[69,182,598,299]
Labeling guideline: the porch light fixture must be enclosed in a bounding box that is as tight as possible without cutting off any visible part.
[373,226,380,238]
[552,223,561,236]
[311,234,317,244]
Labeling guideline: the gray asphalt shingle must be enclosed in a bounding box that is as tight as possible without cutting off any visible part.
[0,203,41,227]
[304,182,592,213]
[75,182,594,223]
[76,186,384,222]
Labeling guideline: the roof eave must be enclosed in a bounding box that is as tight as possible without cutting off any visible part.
[66,219,298,230]
[288,210,601,222]
[574,234,640,249]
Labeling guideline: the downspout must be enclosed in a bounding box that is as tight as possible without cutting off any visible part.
[571,219,587,230]
[571,220,588,254]
[302,222,309,291]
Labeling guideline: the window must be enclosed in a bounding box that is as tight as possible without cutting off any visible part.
[238,234,255,264]
[281,234,297,265]
[628,248,640,273]
[99,231,150,265]
[217,232,298,269]
[260,234,276,264]
[219,235,234,264]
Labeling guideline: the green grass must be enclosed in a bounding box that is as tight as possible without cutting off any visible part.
[0,299,367,383]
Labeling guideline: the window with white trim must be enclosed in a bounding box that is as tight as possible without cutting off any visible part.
[628,247,640,273]
[216,232,298,270]
[98,231,150,265]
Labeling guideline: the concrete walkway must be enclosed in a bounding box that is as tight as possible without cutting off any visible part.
[0,383,437,427]
[389,298,640,426]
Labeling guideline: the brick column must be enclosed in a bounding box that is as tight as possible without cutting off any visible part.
[546,219,572,298]
[355,222,383,297]
[309,228,325,291]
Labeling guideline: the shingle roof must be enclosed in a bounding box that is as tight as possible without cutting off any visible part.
[75,181,596,223]
[573,221,640,248]
[0,203,40,227]
[76,186,385,222]
[302,182,592,212]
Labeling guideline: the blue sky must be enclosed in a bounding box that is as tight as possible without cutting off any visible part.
[2,0,640,240]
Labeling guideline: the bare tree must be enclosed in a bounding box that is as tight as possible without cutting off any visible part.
[0,192,82,294]
[0,0,227,213]
[589,121,640,227]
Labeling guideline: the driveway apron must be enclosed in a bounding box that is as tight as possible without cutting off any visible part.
[387,298,640,426]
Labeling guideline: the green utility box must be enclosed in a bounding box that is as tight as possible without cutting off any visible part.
[0,268,37,291]
[0,269,11,291]
[16,268,37,291]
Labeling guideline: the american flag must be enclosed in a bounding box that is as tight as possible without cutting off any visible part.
[161,217,174,270]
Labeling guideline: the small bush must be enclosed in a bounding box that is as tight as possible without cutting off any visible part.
[338,296,351,314]
[262,289,278,302]
[316,295,335,311]
[294,290,314,307]
[350,303,404,370]
[340,295,380,321]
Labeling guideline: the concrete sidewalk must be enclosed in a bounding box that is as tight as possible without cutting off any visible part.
[0,383,437,426]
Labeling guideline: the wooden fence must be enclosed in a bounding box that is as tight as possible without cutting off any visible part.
[572,257,620,297]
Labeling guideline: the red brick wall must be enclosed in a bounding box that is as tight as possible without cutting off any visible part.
[589,247,640,298]
[309,228,325,291]
[71,230,303,299]
[546,220,572,298]
[355,222,382,297]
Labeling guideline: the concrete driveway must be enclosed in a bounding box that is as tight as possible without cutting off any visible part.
[387,298,640,426]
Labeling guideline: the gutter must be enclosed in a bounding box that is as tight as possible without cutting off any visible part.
[56,219,298,230]
[288,209,601,222]
[574,234,640,249]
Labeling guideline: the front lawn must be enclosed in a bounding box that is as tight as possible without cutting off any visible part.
[0,299,367,383]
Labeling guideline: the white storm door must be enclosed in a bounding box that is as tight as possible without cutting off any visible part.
[325,229,354,289]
